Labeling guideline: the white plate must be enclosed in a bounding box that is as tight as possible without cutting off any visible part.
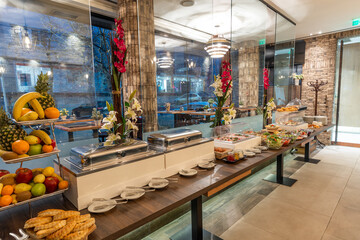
[121,189,145,200]
[148,179,169,189]
[249,148,261,154]
[244,151,255,157]
[256,146,268,151]
[179,169,198,177]
[88,200,117,213]
[198,162,216,169]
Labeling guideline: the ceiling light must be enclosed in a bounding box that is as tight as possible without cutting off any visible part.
[22,31,32,49]
[318,31,322,34]
[0,66,5,74]
[180,0,194,7]
[204,35,231,58]
[157,56,174,68]
[310,33,313,36]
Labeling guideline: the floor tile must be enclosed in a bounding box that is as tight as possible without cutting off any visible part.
[290,169,348,194]
[346,170,360,190]
[242,197,330,240]
[325,204,360,240]
[294,161,352,179]
[337,186,360,210]
[220,220,286,240]
[268,183,342,217]
[321,233,343,240]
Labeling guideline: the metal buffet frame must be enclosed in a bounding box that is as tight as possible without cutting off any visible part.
[0,119,64,214]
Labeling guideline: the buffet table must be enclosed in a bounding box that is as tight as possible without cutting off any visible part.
[0,125,333,240]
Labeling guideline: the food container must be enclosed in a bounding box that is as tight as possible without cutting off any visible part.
[303,116,315,124]
[235,149,244,159]
[214,147,231,160]
[67,140,149,170]
[281,138,291,147]
[148,129,203,151]
[265,135,283,150]
[315,116,327,125]
[227,151,235,162]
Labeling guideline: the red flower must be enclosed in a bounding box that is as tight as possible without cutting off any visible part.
[220,61,232,93]
[263,68,269,90]
[113,17,127,74]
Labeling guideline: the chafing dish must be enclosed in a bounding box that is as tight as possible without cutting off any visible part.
[147,129,204,151]
[66,140,149,170]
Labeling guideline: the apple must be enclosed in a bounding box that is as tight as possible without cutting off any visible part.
[0,169,10,178]
[15,168,33,184]
[51,139,56,149]
[44,176,59,193]
[28,144,42,156]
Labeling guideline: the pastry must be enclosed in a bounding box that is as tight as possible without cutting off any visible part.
[67,214,90,224]
[63,230,87,240]
[72,218,95,232]
[46,221,76,240]
[53,211,80,221]
[24,217,52,228]
[34,220,66,231]
[38,209,65,217]
[36,221,66,239]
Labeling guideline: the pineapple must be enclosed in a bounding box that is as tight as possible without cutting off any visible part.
[34,72,55,109]
[0,108,27,151]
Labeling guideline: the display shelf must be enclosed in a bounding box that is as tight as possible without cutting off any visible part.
[0,188,68,212]
[1,149,61,164]
[12,118,58,126]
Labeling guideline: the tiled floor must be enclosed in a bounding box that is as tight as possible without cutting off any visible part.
[221,145,360,240]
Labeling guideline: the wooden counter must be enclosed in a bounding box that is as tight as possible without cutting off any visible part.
[0,125,333,240]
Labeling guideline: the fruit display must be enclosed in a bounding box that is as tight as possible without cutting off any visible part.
[0,107,27,151]
[11,72,60,122]
[0,129,57,161]
[0,167,68,208]
[24,209,96,239]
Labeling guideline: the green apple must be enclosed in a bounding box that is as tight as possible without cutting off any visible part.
[28,144,42,156]
[31,183,46,197]
[24,135,41,145]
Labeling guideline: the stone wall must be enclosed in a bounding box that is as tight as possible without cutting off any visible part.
[302,28,360,144]
[237,41,260,107]
[118,0,158,133]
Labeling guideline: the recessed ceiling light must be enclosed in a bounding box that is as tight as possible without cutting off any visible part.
[318,31,322,34]
[180,0,194,7]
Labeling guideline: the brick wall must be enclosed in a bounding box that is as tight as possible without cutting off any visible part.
[302,28,360,144]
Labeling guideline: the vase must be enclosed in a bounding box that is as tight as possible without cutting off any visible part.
[112,91,124,136]
[94,120,102,126]
[213,125,231,137]
[60,116,67,120]
[294,79,300,85]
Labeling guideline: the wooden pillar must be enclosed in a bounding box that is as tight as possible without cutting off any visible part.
[118,0,158,132]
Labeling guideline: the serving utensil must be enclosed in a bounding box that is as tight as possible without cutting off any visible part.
[9,229,29,240]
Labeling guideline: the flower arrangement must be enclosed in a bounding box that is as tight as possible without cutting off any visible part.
[165,102,171,112]
[111,18,128,92]
[101,90,142,146]
[264,98,276,121]
[210,61,235,127]
[91,108,102,121]
[292,73,304,80]
[208,98,215,108]
[59,108,69,117]
[262,68,270,127]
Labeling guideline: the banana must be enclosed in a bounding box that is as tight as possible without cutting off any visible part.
[0,183,3,195]
[13,92,43,120]
[30,130,52,145]
[18,111,38,122]
[51,173,64,182]
[32,168,44,173]
[29,99,45,119]
[0,149,11,157]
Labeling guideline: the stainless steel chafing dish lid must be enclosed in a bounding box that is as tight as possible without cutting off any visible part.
[70,140,148,161]
[147,129,202,147]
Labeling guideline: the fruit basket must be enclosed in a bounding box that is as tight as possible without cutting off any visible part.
[0,188,67,212]
[1,149,61,164]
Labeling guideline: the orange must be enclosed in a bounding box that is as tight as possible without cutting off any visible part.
[42,145,53,153]
[0,195,13,207]
[12,140,30,155]
[44,107,60,119]
[58,180,69,190]
[1,185,14,196]
[21,108,31,117]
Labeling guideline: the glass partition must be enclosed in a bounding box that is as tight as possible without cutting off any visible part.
[273,14,296,106]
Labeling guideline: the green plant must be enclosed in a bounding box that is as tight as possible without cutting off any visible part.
[59,108,69,116]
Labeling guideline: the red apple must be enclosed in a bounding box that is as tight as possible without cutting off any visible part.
[0,169,10,178]
[15,168,33,184]
[44,177,59,193]
[51,139,56,149]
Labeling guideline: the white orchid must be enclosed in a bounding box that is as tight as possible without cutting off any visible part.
[132,98,142,112]
[126,119,138,130]
[103,111,117,123]
[125,108,137,120]
[222,114,232,125]
[101,121,113,130]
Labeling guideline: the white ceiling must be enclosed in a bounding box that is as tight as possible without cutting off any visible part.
[264,0,360,38]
